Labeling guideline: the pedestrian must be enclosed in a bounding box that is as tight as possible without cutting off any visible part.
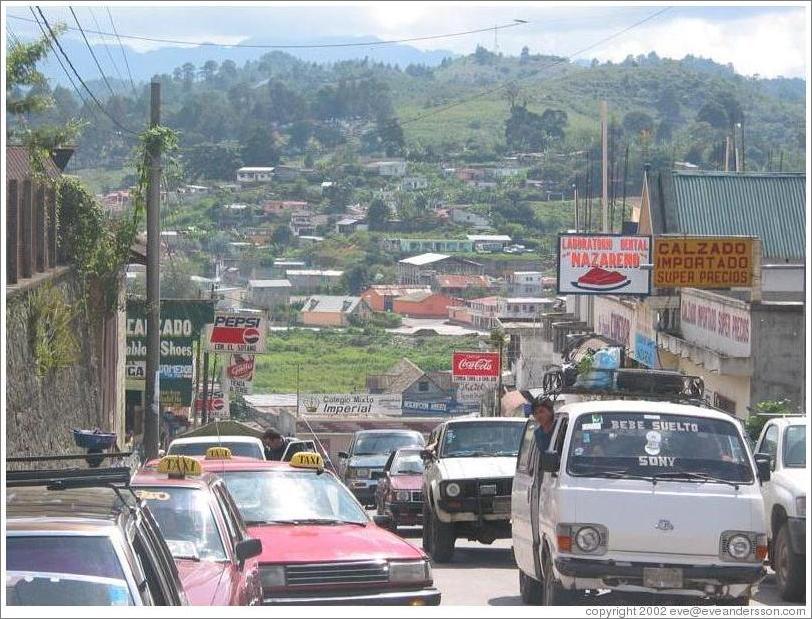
[530,397,556,453]
[262,428,288,461]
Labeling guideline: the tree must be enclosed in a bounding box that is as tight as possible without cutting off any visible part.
[342,264,370,294]
[217,60,238,82]
[696,101,728,129]
[200,60,218,82]
[161,257,197,298]
[181,62,196,91]
[474,45,496,65]
[366,198,389,231]
[520,46,530,65]
[183,141,243,181]
[622,110,655,136]
[241,125,280,166]
[271,224,292,247]
[539,109,568,142]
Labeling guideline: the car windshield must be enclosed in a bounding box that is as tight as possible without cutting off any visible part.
[391,452,425,475]
[440,422,525,458]
[6,536,132,606]
[353,433,423,456]
[168,441,263,459]
[221,470,369,525]
[135,487,227,561]
[783,426,806,468]
[566,412,754,483]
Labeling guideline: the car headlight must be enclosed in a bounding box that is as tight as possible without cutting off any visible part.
[389,560,431,584]
[556,523,608,555]
[796,496,806,518]
[260,565,285,589]
[395,490,411,502]
[575,526,602,553]
[444,482,461,498]
[720,531,764,562]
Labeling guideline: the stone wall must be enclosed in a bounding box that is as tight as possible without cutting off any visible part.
[6,269,108,462]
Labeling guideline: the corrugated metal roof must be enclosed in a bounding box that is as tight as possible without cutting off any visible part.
[6,145,60,180]
[399,253,450,266]
[669,172,806,261]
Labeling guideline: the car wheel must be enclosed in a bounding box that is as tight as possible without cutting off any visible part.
[427,510,455,563]
[542,551,573,605]
[519,570,543,605]
[775,523,806,602]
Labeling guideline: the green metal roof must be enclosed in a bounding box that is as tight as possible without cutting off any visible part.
[666,172,806,261]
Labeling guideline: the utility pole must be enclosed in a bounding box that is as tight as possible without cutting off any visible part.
[144,80,162,460]
[740,116,746,172]
[573,183,579,231]
[201,283,214,425]
[725,136,731,172]
[600,100,609,232]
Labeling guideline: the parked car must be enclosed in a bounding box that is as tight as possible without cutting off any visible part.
[132,452,263,605]
[167,435,265,460]
[338,430,425,506]
[6,465,188,606]
[375,448,426,530]
[754,414,807,602]
[421,417,526,562]
[511,400,768,605]
[198,450,441,605]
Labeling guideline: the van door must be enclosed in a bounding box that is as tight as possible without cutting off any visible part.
[538,415,568,553]
[528,436,543,579]
[511,420,537,575]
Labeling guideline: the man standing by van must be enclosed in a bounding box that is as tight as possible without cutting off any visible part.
[531,398,556,453]
[263,429,289,461]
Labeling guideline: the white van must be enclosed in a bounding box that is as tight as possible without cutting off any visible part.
[167,435,266,459]
[511,399,769,605]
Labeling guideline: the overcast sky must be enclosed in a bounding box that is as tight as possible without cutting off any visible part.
[5,2,810,78]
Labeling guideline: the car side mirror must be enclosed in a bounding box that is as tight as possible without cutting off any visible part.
[541,451,560,473]
[373,514,394,530]
[338,451,349,460]
[235,538,262,565]
[754,453,771,482]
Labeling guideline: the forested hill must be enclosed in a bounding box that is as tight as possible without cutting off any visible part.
[22,45,805,179]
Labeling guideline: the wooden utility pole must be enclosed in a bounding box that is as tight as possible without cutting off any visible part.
[600,101,609,232]
[201,283,215,425]
[724,136,731,172]
[573,182,579,231]
[144,81,162,460]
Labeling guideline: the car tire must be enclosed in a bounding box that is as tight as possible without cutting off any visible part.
[542,551,574,605]
[424,506,455,563]
[519,570,543,605]
[774,522,806,602]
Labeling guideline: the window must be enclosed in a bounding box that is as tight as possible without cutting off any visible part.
[553,416,569,454]
[713,393,737,415]
[131,531,167,606]
[760,425,779,466]
[418,381,430,393]
[516,421,537,474]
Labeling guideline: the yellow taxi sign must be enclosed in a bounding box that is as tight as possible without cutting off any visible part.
[157,455,202,477]
[289,452,324,470]
[205,446,232,460]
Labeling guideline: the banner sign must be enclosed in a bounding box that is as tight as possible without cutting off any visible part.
[653,236,754,289]
[298,394,403,416]
[403,400,451,414]
[679,290,751,358]
[194,388,229,417]
[455,381,491,404]
[634,333,658,369]
[126,300,214,406]
[557,234,651,296]
[225,354,255,396]
[452,352,500,383]
[206,311,267,353]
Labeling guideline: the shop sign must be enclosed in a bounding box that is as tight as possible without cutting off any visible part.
[594,297,635,348]
[452,352,500,382]
[634,333,659,369]
[557,234,651,295]
[298,394,403,416]
[653,236,754,289]
[680,290,751,357]
[225,354,255,396]
[403,400,451,413]
[206,311,267,353]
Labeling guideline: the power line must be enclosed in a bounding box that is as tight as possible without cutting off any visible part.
[8,14,528,49]
[106,6,137,96]
[87,6,126,93]
[69,6,116,98]
[36,6,138,135]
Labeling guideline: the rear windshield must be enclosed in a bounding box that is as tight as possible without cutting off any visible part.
[169,441,263,459]
[566,412,754,483]
[6,536,132,605]
[391,451,425,475]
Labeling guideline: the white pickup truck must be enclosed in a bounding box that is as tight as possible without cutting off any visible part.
[753,415,807,602]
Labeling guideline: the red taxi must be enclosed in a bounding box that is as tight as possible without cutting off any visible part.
[198,451,441,605]
[132,452,263,605]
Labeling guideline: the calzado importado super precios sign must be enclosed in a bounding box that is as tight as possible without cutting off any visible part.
[653,236,754,289]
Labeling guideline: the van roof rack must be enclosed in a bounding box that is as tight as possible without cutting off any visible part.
[6,466,132,490]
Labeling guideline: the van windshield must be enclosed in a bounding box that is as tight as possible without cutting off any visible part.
[168,441,263,459]
[566,412,754,484]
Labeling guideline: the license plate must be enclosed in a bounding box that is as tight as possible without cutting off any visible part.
[643,567,683,589]
[492,497,511,512]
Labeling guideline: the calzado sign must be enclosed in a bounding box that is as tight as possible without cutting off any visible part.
[653,236,755,289]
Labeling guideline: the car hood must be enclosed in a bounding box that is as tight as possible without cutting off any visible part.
[774,467,808,497]
[176,559,229,606]
[437,456,517,480]
[250,523,424,564]
[390,475,423,490]
[349,454,389,469]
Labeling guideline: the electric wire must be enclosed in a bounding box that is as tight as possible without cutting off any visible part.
[106,6,138,96]
[69,6,117,98]
[87,6,126,94]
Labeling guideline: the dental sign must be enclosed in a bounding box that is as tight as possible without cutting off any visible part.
[557,234,651,296]
[653,236,754,289]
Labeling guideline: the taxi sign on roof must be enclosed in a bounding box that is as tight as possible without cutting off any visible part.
[157,455,202,477]
[289,452,324,470]
[205,446,232,460]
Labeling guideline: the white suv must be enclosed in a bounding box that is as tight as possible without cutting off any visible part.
[511,400,768,605]
[754,415,807,602]
[421,417,526,563]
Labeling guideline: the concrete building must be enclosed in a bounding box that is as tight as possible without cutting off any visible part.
[364,159,407,177]
[361,285,432,312]
[335,218,367,234]
[286,269,344,294]
[449,206,492,230]
[300,295,372,327]
[397,253,483,286]
[392,291,461,319]
[248,279,292,311]
[507,271,546,297]
[448,296,502,330]
[367,358,456,416]
[467,234,512,252]
[400,176,428,191]
[237,166,274,183]
[263,200,308,216]
[383,238,474,254]
[499,298,557,321]
[434,274,499,296]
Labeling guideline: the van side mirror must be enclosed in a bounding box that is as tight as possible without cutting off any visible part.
[235,538,262,565]
[754,453,771,482]
[541,451,560,473]
[338,451,349,460]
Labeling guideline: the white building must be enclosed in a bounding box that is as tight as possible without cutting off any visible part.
[365,160,407,177]
[467,234,512,252]
[400,176,428,191]
[237,167,274,183]
[507,272,543,297]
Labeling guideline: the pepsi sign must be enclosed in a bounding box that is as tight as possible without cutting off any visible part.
[207,311,267,353]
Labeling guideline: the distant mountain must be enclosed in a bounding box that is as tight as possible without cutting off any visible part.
[33,35,455,87]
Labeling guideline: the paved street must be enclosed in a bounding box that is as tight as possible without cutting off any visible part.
[394,528,799,607]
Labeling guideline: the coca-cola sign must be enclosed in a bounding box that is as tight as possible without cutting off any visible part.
[452,352,500,381]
